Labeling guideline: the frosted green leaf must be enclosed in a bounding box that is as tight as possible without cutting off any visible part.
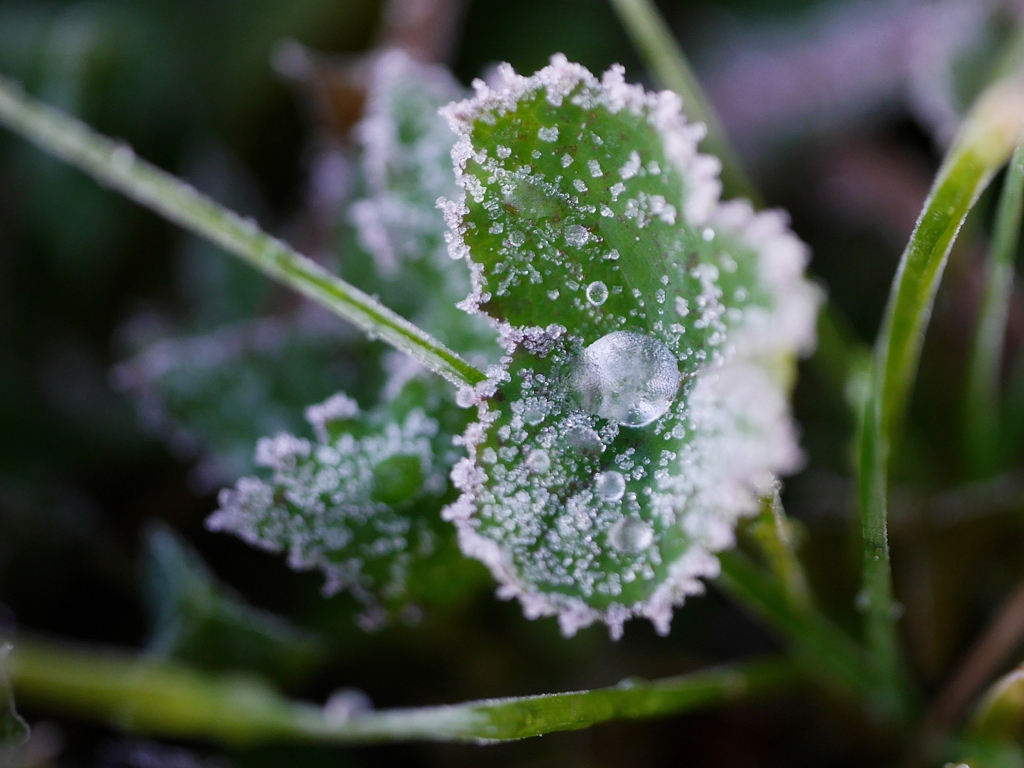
[208,378,475,628]
[113,313,384,485]
[440,55,820,639]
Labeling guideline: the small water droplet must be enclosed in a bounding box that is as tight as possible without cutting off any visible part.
[570,331,681,427]
[509,231,526,247]
[594,470,625,501]
[565,225,590,247]
[527,449,550,473]
[609,516,653,554]
[586,281,608,306]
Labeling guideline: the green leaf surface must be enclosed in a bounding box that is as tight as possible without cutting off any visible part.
[144,523,324,686]
[208,378,479,627]
[441,56,819,638]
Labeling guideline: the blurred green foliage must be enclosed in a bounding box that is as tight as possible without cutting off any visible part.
[1,0,1024,766]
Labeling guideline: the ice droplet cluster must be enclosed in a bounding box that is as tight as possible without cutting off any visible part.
[440,55,820,638]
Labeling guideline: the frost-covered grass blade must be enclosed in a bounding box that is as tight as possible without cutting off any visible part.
[441,56,820,638]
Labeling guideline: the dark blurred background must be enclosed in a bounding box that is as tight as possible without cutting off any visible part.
[2,0,1024,765]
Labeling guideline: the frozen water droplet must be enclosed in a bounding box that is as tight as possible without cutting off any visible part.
[586,281,608,306]
[509,230,526,247]
[527,449,551,473]
[538,126,559,142]
[522,401,547,425]
[565,225,590,247]
[570,331,681,427]
[594,470,625,501]
[609,516,653,554]
[564,424,603,455]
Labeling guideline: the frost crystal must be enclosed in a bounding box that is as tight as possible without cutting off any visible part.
[440,55,820,639]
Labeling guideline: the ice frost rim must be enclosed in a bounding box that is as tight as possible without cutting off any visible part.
[439,54,821,639]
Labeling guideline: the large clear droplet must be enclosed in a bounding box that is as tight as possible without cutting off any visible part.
[609,516,653,554]
[570,331,681,427]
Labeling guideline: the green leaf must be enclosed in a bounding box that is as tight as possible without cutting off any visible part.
[441,56,820,638]
[208,377,478,627]
[144,523,324,686]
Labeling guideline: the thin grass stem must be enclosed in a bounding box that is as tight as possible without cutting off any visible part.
[0,74,487,389]
[858,74,1024,724]
[8,637,797,745]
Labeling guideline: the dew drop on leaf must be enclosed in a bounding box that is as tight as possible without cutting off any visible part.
[564,224,591,247]
[609,517,653,555]
[594,470,625,501]
[570,331,681,427]
[564,422,603,455]
[586,281,609,306]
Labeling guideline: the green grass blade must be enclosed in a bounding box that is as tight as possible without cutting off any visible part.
[965,142,1024,476]
[607,0,757,203]
[716,551,870,706]
[9,637,798,745]
[0,74,486,389]
[858,74,1024,724]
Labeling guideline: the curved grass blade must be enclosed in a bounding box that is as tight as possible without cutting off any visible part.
[8,636,797,745]
[858,73,1024,723]
[0,74,486,388]
[965,141,1024,476]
